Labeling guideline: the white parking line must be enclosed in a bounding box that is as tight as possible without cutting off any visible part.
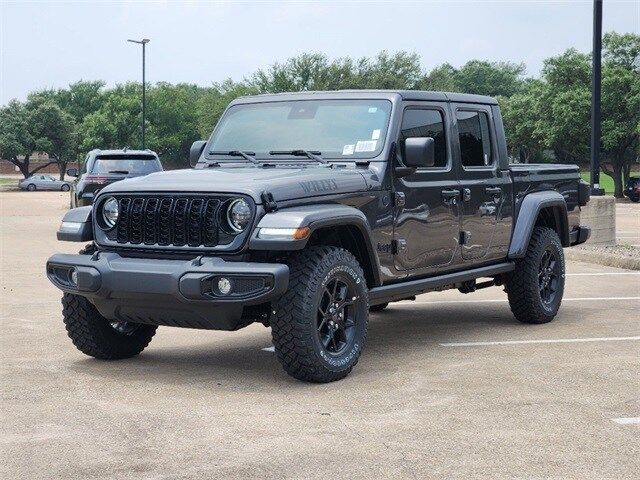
[612,417,640,425]
[440,336,640,347]
[566,272,640,276]
[400,296,640,305]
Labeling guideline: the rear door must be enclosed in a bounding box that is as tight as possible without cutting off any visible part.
[393,102,460,272]
[453,105,510,263]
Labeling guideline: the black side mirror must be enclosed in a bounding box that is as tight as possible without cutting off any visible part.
[189,140,207,167]
[66,168,79,177]
[404,137,435,168]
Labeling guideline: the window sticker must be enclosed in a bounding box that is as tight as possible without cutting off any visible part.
[371,129,381,140]
[368,107,378,113]
[342,144,355,155]
[355,140,377,152]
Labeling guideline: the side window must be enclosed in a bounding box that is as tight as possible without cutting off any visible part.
[399,109,447,168]
[456,110,493,167]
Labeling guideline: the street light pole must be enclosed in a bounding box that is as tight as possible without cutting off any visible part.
[127,38,150,150]
[590,0,604,195]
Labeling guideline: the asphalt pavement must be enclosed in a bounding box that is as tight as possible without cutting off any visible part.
[1,191,638,480]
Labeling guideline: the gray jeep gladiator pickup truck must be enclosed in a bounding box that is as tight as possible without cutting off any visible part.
[46,90,591,383]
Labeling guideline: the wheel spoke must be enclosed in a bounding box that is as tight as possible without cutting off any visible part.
[317,317,327,332]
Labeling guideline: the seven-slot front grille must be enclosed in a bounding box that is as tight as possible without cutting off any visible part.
[107,195,227,248]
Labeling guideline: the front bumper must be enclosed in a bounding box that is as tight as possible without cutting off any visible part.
[46,252,289,330]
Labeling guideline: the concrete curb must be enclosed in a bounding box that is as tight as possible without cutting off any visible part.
[565,248,640,271]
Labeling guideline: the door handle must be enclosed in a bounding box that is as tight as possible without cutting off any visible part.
[441,189,460,206]
[441,189,460,199]
[485,187,502,196]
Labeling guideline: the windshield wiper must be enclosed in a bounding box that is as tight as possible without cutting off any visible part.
[209,150,259,164]
[269,150,327,164]
[108,170,129,174]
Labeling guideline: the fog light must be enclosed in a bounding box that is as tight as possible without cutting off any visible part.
[217,277,232,295]
[69,268,78,286]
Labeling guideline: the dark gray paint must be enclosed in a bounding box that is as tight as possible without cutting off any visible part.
[49,90,590,331]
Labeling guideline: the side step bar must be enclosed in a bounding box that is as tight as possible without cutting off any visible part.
[368,262,515,306]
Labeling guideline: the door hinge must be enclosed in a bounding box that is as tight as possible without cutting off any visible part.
[261,191,278,212]
[392,239,407,254]
[394,192,406,208]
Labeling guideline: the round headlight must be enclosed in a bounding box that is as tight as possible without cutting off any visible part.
[102,197,119,229]
[226,198,251,232]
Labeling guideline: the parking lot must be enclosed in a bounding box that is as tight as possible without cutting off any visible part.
[1,191,638,479]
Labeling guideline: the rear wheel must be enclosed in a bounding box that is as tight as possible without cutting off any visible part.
[61,184,70,191]
[27,184,36,191]
[271,246,369,383]
[506,226,565,324]
[62,293,157,359]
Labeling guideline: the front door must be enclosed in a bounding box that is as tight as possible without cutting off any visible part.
[393,104,460,272]
[452,105,509,262]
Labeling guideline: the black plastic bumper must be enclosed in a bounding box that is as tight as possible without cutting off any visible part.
[46,252,289,330]
[569,225,591,246]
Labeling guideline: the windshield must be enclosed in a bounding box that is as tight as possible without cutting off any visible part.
[207,99,393,161]
[91,156,159,175]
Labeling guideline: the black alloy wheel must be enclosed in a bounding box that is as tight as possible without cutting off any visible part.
[538,248,560,305]
[317,276,359,355]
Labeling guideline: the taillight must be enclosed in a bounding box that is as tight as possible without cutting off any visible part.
[85,176,109,184]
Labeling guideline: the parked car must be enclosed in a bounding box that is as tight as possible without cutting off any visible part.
[624,176,640,202]
[47,90,591,383]
[67,149,162,208]
[19,174,71,191]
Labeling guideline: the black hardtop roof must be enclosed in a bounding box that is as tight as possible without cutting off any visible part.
[231,89,498,106]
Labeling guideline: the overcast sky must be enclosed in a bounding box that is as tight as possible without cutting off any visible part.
[1,0,638,105]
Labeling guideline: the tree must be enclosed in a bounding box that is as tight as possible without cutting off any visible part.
[419,63,457,91]
[78,83,142,153]
[0,99,75,179]
[454,60,526,97]
[500,81,547,163]
[600,33,640,197]
[147,83,204,167]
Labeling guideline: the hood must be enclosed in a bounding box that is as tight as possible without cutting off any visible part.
[97,165,370,203]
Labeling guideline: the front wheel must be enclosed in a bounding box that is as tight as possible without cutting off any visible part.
[506,226,565,324]
[27,184,36,191]
[62,293,157,359]
[271,246,369,383]
[61,184,70,191]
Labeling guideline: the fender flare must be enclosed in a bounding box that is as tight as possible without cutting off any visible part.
[57,206,93,242]
[508,191,569,259]
[249,204,382,286]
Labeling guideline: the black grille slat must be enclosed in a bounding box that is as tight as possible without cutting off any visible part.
[157,198,173,245]
[203,199,220,247]
[187,199,204,247]
[129,198,145,244]
[143,198,159,245]
[172,198,189,246]
[109,195,233,248]
[117,198,132,243]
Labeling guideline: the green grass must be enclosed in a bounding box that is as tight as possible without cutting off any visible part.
[0,177,19,186]
[579,172,615,194]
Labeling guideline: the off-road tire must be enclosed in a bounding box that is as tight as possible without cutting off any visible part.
[271,246,369,383]
[370,302,389,312]
[506,226,565,324]
[62,293,157,359]
[27,184,36,191]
